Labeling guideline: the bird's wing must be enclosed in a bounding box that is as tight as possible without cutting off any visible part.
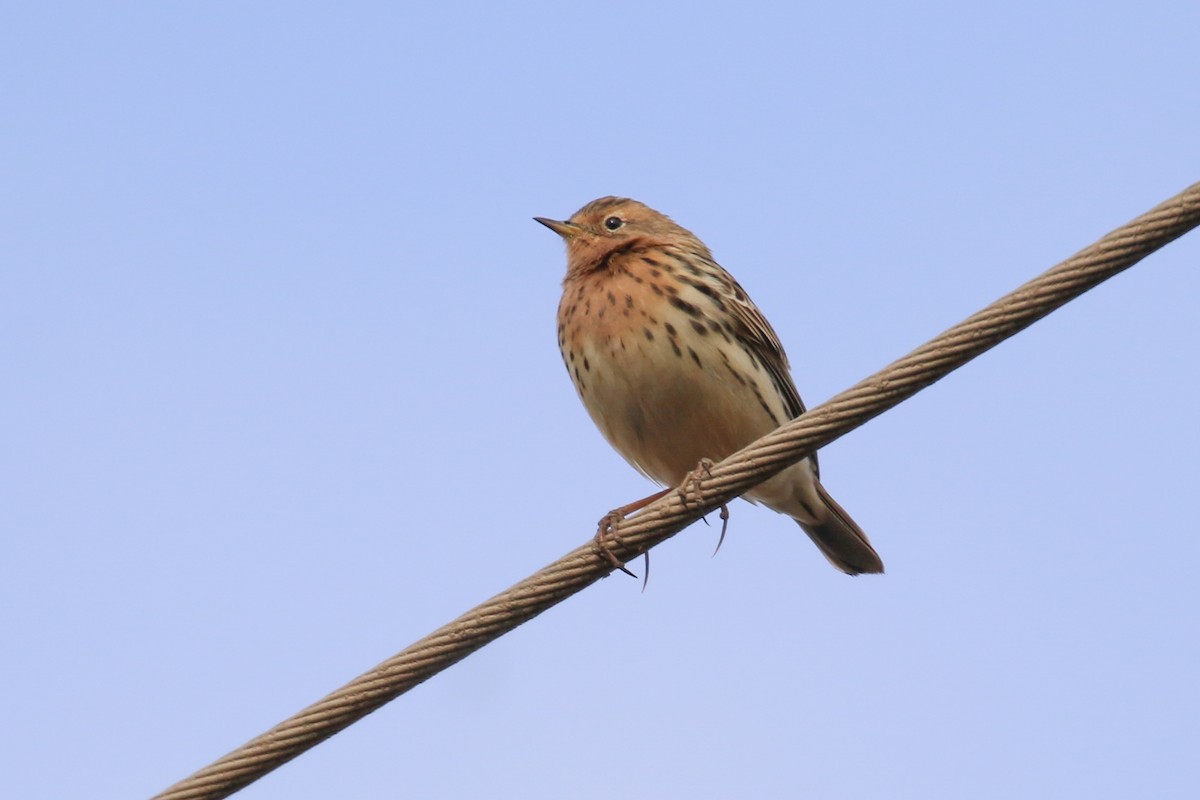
[722,269,821,477]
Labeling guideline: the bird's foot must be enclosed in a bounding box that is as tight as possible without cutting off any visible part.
[594,510,638,579]
[677,458,716,507]
[676,458,731,554]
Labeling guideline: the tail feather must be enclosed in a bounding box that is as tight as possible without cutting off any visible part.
[797,479,884,575]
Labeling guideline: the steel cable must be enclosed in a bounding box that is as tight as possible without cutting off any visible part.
[153,180,1200,800]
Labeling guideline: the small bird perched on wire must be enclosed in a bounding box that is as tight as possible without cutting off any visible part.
[536,197,883,575]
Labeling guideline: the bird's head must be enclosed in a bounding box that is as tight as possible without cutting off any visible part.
[535,196,703,277]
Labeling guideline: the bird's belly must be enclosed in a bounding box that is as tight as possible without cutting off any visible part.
[566,310,789,488]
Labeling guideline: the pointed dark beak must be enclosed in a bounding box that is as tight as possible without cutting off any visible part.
[533,217,580,239]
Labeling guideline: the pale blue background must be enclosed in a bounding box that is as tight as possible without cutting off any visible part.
[3,3,1198,798]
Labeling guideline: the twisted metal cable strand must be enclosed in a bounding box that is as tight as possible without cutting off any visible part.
[153,181,1200,800]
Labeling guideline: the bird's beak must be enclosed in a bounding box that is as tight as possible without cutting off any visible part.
[533,217,580,239]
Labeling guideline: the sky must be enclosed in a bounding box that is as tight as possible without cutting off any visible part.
[3,3,1198,798]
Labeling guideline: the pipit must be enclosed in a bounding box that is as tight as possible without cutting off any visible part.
[536,197,883,575]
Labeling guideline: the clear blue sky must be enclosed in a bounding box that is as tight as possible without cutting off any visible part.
[4,4,1198,798]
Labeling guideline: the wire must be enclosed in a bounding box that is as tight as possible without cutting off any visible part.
[152,180,1200,800]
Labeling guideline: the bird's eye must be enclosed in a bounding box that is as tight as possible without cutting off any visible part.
[603,216,624,231]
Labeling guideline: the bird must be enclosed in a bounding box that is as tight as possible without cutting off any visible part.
[535,197,883,575]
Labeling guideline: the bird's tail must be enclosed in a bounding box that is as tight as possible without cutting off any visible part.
[796,479,884,575]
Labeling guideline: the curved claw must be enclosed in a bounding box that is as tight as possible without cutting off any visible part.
[711,504,731,556]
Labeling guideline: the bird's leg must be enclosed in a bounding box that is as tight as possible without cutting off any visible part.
[595,488,670,578]
[676,458,732,555]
